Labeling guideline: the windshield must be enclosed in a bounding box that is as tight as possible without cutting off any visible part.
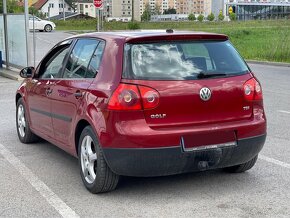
[122,40,250,80]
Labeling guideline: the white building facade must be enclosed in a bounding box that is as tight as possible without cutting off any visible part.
[34,0,72,18]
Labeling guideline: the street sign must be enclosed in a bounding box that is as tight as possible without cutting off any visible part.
[94,0,102,8]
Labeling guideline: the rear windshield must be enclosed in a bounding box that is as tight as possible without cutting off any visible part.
[122,40,250,80]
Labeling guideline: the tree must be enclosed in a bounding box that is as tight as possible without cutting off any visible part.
[141,3,151,21]
[207,12,215,21]
[197,14,204,22]
[188,13,196,21]
[29,6,39,16]
[153,3,161,15]
[229,12,237,21]
[218,10,224,21]
[163,8,176,14]
[1,0,24,13]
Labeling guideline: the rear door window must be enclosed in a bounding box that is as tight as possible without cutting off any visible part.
[63,39,99,79]
[86,41,105,78]
[123,40,249,80]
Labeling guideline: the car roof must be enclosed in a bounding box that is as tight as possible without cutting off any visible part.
[71,30,228,42]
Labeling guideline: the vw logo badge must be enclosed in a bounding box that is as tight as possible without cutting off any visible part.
[200,87,211,101]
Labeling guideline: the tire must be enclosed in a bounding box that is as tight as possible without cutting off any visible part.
[44,24,52,32]
[78,126,119,193]
[223,155,258,173]
[16,98,39,143]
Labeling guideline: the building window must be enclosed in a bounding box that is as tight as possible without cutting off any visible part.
[49,3,54,8]
[85,4,88,8]
[59,3,65,8]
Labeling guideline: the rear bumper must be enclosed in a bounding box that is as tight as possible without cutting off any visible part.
[103,134,266,177]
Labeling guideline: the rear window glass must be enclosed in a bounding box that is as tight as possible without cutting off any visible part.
[122,40,249,80]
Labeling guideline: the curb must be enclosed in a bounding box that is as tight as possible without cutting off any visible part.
[246,60,290,67]
[0,68,22,81]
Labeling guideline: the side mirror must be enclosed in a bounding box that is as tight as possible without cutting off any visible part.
[19,67,35,78]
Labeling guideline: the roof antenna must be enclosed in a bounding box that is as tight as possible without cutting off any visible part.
[166,29,174,33]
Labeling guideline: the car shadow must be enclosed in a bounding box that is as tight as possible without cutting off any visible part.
[31,140,258,196]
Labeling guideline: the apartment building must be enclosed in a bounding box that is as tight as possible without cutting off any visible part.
[140,0,176,15]
[112,0,140,21]
[176,0,212,16]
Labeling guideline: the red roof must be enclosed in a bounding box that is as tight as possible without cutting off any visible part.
[32,0,71,10]
[32,0,49,10]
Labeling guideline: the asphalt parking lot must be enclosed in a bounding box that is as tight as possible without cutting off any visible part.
[0,31,290,217]
[28,31,72,66]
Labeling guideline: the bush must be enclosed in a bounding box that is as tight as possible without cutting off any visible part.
[128,21,141,30]
[218,10,224,21]
[188,13,196,21]
[197,14,204,22]
[207,13,215,21]
[229,13,237,21]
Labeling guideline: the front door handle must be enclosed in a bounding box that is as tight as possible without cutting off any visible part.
[46,88,52,96]
[74,91,83,99]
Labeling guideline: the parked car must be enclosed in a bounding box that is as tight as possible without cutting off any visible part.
[29,16,56,32]
[16,30,267,193]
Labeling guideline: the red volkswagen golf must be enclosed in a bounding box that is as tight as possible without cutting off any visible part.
[16,30,266,193]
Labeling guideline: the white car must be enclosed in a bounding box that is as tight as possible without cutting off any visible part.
[29,16,56,32]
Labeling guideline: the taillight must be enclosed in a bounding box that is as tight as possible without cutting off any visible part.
[243,78,263,101]
[108,84,142,110]
[108,83,160,111]
[139,86,159,109]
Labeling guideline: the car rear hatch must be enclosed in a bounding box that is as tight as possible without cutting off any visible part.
[122,75,253,128]
[121,34,256,128]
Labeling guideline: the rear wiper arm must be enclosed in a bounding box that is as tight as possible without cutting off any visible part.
[197,72,227,79]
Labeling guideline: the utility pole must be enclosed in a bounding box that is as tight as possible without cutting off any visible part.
[24,0,31,66]
[63,0,66,21]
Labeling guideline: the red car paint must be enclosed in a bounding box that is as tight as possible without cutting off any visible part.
[16,31,266,176]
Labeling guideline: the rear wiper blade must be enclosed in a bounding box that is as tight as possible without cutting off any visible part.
[197,72,227,79]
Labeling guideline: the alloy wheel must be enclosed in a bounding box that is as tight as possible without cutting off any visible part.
[80,135,98,184]
[17,104,26,138]
[45,25,52,32]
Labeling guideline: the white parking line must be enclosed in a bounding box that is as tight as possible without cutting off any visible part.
[36,35,55,45]
[0,143,79,218]
[259,155,290,169]
[278,110,290,114]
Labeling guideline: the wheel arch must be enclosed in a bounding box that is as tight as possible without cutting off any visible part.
[74,119,91,156]
[16,93,22,105]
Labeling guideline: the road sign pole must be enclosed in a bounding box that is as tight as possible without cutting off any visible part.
[97,9,100,32]
[3,0,9,68]
[94,0,103,32]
